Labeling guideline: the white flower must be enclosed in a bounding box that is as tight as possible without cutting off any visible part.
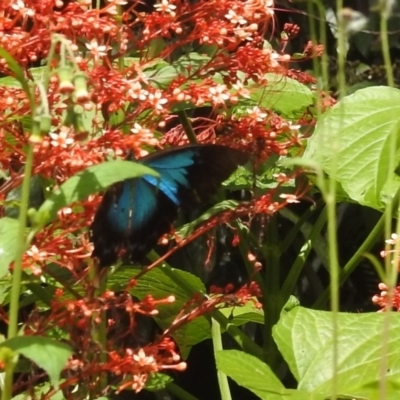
[154,0,177,16]
[49,128,74,148]
[225,10,247,25]
[85,39,110,61]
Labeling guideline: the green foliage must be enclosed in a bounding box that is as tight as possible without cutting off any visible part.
[304,86,400,210]
[36,160,159,226]
[215,305,400,400]
[216,350,300,400]
[2,1,400,400]
[273,306,400,399]
[111,266,210,358]
[250,73,314,117]
[0,336,72,388]
[0,218,20,278]
[145,373,173,391]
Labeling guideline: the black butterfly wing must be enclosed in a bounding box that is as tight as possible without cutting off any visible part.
[142,144,248,205]
[90,145,248,268]
[90,178,177,268]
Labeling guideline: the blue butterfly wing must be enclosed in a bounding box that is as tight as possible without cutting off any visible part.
[141,145,248,206]
[90,177,177,267]
[90,144,248,267]
[105,179,158,232]
[142,149,196,204]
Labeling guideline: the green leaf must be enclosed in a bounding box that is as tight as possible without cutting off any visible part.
[216,350,317,400]
[30,66,47,83]
[149,65,180,88]
[175,52,212,71]
[148,53,213,89]
[12,382,65,399]
[0,47,34,111]
[0,336,72,388]
[145,372,173,391]
[273,306,400,399]
[304,86,400,210]
[147,37,166,59]
[37,160,158,225]
[218,300,264,326]
[0,217,21,278]
[5,175,45,219]
[251,73,314,117]
[0,76,22,87]
[110,266,210,357]
[176,200,240,238]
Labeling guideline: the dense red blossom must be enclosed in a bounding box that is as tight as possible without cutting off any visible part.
[373,234,400,311]
[0,0,324,397]
[373,283,400,311]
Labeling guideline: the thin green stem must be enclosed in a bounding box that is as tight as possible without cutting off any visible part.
[166,382,199,400]
[312,189,400,309]
[379,5,395,399]
[307,0,329,92]
[7,146,34,333]
[93,272,109,391]
[177,110,198,144]
[234,222,267,294]
[379,2,394,88]
[280,205,327,297]
[279,201,319,254]
[380,208,400,400]
[2,144,35,400]
[43,42,56,90]
[261,215,282,368]
[212,319,232,400]
[322,1,347,398]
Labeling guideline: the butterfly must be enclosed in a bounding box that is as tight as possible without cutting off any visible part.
[90,144,249,268]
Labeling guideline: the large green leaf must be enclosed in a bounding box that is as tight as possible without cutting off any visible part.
[37,160,158,225]
[0,336,72,388]
[273,305,400,399]
[109,266,210,357]
[304,86,400,210]
[251,73,314,117]
[0,217,21,278]
[216,350,318,400]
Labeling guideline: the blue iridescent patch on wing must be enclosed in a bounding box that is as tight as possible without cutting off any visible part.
[107,179,157,233]
[106,180,134,234]
[132,179,158,229]
[142,149,197,204]
[145,150,196,170]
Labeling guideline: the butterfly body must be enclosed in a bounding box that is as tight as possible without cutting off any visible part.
[90,144,248,268]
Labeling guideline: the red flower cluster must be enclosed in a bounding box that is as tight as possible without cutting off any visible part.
[0,0,323,398]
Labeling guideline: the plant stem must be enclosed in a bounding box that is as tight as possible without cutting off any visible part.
[280,205,327,298]
[166,382,199,400]
[379,4,395,399]
[2,144,34,400]
[177,110,198,144]
[212,318,232,400]
[262,215,281,368]
[312,190,400,309]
